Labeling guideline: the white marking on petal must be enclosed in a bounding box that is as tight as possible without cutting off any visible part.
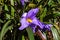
[48,24,53,27]
[22,12,27,17]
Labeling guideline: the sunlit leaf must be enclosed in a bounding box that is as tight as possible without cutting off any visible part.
[48,0,54,6]
[5,4,8,11]
[6,14,10,19]
[22,35,25,40]
[54,24,59,30]
[10,0,15,19]
[51,27,60,40]
[28,3,36,8]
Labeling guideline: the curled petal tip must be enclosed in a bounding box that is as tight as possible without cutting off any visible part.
[33,8,39,13]
[48,24,53,27]
[19,27,24,30]
[26,8,39,19]
[45,24,53,31]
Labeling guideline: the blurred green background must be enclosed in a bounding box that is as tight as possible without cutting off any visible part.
[0,0,60,40]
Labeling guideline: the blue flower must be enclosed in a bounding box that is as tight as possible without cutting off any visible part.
[19,8,52,33]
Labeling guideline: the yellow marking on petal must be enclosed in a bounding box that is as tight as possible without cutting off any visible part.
[27,18,32,23]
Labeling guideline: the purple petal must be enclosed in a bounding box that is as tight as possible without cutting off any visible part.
[44,24,52,31]
[27,8,39,19]
[32,17,44,29]
[32,17,52,31]
[32,26,36,33]
[40,23,52,31]
[20,0,24,6]
[19,18,29,30]
[29,24,37,33]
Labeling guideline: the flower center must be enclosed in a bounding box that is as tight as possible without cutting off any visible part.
[27,18,32,23]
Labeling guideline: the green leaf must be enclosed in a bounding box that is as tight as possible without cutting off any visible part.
[48,0,54,6]
[51,27,60,40]
[28,3,36,8]
[40,8,47,21]
[0,6,2,13]
[10,0,14,6]
[26,27,35,40]
[37,0,41,2]
[0,19,3,23]
[2,25,13,39]
[10,0,15,19]
[53,12,60,17]
[6,14,11,19]
[58,29,60,34]
[0,20,11,40]
[57,0,60,4]
[43,12,60,21]
[57,29,60,39]
[0,0,4,5]
[22,35,25,40]
[11,6,15,17]
[5,4,8,11]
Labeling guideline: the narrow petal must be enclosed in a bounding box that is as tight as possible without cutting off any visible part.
[19,18,29,30]
[32,17,44,29]
[45,24,52,31]
[20,0,24,6]
[32,17,52,31]
[27,8,39,19]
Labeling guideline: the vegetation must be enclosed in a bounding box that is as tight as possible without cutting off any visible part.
[0,0,60,40]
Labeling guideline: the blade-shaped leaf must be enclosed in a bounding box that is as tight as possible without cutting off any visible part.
[0,20,11,40]
[0,19,3,23]
[53,12,60,17]
[26,27,35,40]
[51,27,60,40]
[10,0,14,19]
[5,14,11,19]
[57,0,60,4]
[48,0,54,6]
[22,35,25,40]
[2,25,13,38]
